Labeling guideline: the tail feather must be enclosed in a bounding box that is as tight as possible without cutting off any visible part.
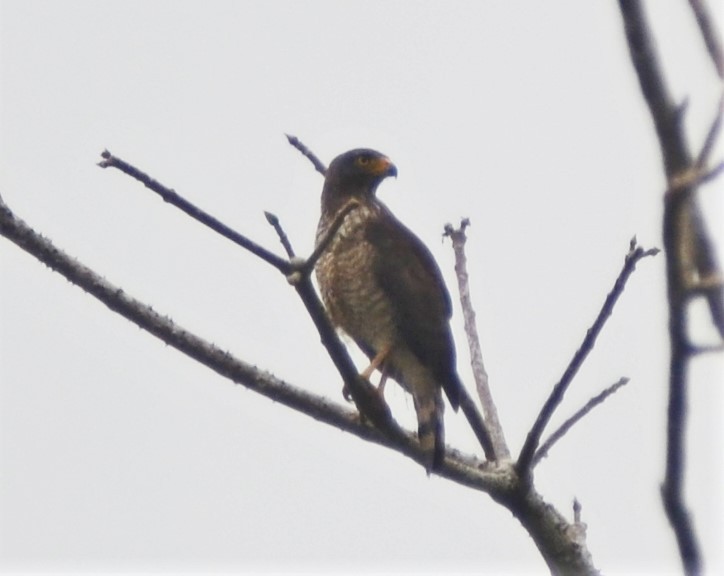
[415,390,445,473]
[442,371,463,412]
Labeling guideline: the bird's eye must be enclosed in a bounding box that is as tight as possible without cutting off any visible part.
[357,155,370,166]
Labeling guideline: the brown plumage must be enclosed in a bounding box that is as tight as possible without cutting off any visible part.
[315,148,463,472]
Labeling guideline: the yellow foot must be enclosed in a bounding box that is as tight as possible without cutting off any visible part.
[360,344,392,380]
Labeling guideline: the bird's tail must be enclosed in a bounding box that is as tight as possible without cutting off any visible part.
[414,388,445,474]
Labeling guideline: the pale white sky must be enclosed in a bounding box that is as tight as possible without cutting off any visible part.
[1,1,722,573]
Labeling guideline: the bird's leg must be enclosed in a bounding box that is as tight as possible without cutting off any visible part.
[341,344,392,402]
[377,371,389,399]
[365,344,393,402]
[360,344,392,380]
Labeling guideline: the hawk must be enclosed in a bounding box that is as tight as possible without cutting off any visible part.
[315,148,463,472]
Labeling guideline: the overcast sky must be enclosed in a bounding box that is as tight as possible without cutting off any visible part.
[1,1,723,573]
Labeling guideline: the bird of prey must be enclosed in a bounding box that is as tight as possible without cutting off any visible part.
[315,148,463,472]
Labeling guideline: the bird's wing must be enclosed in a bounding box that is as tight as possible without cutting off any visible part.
[364,206,461,408]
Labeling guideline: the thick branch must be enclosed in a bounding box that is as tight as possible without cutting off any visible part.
[618,1,691,177]
[0,192,472,479]
[1,150,603,572]
[517,239,658,474]
[618,2,724,573]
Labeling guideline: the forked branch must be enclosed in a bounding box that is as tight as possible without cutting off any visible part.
[0,190,495,479]
[532,377,630,468]
[98,150,399,445]
[517,238,658,474]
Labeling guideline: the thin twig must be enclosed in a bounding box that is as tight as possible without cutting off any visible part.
[99,150,292,274]
[300,199,360,275]
[688,0,724,79]
[691,342,724,355]
[517,237,658,475]
[286,134,327,175]
[264,211,295,259]
[573,499,582,524]
[701,160,724,184]
[694,94,723,169]
[444,219,508,461]
[532,377,630,468]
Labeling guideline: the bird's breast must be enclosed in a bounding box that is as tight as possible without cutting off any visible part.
[314,204,398,352]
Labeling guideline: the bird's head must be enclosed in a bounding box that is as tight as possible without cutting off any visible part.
[321,148,397,213]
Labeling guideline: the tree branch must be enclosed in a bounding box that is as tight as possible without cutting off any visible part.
[1,144,605,572]
[517,238,658,474]
[0,191,475,478]
[286,134,327,175]
[532,377,630,468]
[97,150,404,453]
[618,1,724,573]
[444,219,508,461]
[688,0,724,79]
[694,95,723,170]
[264,211,296,258]
[99,150,292,274]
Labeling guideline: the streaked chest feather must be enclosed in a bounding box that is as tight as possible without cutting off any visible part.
[314,203,397,347]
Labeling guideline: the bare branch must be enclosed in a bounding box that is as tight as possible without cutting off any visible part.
[694,95,723,170]
[517,238,658,474]
[701,160,724,183]
[532,377,631,468]
[4,140,603,572]
[444,219,508,461]
[0,192,462,476]
[99,150,292,274]
[688,0,724,79]
[618,1,691,177]
[98,150,405,448]
[691,342,724,355]
[573,499,582,524]
[300,199,360,276]
[286,134,327,175]
[617,1,723,572]
[264,211,296,259]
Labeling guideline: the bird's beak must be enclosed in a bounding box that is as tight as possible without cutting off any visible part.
[371,156,398,178]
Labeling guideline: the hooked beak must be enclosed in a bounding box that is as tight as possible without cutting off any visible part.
[370,156,398,179]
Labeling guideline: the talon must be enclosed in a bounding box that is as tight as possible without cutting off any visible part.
[377,372,388,400]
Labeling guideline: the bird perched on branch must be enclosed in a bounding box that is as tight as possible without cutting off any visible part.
[315,148,463,472]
